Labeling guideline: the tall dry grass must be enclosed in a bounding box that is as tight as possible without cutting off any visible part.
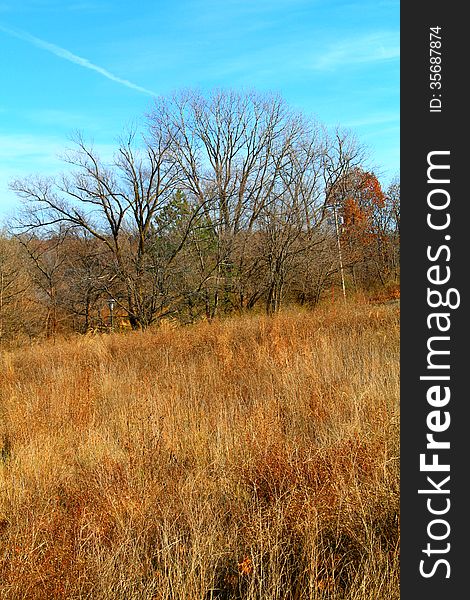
[0,302,399,599]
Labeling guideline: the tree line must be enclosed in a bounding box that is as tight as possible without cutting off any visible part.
[0,89,399,339]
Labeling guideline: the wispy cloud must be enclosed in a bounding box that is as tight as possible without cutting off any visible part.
[0,133,64,169]
[66,2,112,11]
[0,133,63,218]
[0,133,115,171]
[0,132,117,218]
[311,32,399,71]
[0,23,157,96]
[345,113,399,128]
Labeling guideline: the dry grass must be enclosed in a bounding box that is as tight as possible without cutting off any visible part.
[0,302,399,599]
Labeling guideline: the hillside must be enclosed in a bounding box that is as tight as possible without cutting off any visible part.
[0,302,399,599]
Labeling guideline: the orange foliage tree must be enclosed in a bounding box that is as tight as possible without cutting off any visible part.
[330,168,398,290]
[341,169,385,246]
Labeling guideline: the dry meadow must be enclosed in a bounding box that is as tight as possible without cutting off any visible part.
[0,302,399,599]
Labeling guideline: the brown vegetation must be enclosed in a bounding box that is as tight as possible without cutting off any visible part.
[0,301,399,599]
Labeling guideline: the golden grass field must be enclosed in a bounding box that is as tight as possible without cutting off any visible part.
[0,302,399,599]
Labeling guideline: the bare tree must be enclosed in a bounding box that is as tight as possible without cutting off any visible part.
[9,90,382,331]
[16,229,72,336]
[11,130,194,329]
[254,126,365,312]
[149,89,299,316]
[0,234,31,341]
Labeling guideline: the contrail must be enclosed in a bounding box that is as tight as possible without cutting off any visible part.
[0,23,157,97]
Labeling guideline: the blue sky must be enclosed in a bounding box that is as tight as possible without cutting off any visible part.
[0,0,399,221]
